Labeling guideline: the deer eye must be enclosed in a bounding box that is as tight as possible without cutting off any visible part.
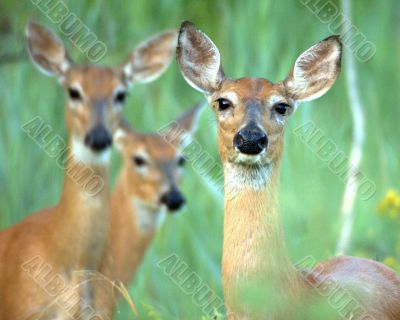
[114,91,127,104]
[273,102,291,116]
[177,156,186,167]
[68,88,82,101]
[133,156,147,167]
[216,98,232,111]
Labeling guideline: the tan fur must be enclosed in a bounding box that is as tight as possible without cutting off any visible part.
[0,22,177,319]
[177,21,400,319]
[94,105,202,319]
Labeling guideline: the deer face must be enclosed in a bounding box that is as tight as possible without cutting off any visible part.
[117,133,186,211]
[62,66,126,153]
[26,22,177,161]
[115,103,203,212]
[177,21,342,170]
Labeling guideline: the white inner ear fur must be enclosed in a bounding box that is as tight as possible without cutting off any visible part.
[179,29,221,94]
[292,44,341,102]
[113,128,128,151]
[71,136,111,166]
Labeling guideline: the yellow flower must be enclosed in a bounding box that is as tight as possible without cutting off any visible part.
[377,189,400,218]
[386,189,399,205]
[383,256,397,268]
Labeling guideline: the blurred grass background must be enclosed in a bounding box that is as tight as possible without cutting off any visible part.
[0,0,399,319]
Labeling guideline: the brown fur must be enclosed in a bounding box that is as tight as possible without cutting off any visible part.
[0,22,177,319]
[176,21,400,319]
[93,105,202,319]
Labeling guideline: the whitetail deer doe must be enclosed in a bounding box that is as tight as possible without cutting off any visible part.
[0,22,176,320]
[94,104,203,318]
[176,21,400,319]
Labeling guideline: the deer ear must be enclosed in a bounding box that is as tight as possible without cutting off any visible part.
[121,30,177,85]
[283,35,342,102]
[25,22,72,78]
[176,21,225,95]
[114,118,134,152]
[158,101,205,147]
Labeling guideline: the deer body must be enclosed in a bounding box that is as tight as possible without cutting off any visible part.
[0,22,176,319]
[94,105,202,319]
[176,21,400,319]
[0,147,111,320]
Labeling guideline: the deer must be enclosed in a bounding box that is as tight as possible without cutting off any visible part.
[0,22,177,320]
[176,21,400,319]
[93,103,203,319]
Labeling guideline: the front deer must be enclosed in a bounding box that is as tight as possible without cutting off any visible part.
[94,104,203,319]
[0,22,176,320]
[177,21,400,319]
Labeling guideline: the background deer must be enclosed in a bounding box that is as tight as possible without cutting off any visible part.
[176,21,400,319]
[0,22,176,320]
[94,103,203,318]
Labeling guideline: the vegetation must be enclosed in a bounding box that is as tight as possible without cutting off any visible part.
[0,0,398,318]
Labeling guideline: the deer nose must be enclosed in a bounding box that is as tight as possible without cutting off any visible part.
[160,190,185,211]
[233,126,268,155]
[84,126,113,152]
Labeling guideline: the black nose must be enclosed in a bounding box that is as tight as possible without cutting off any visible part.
[160,190,185,211]
[233,126,268,155]
[84,126,113,152]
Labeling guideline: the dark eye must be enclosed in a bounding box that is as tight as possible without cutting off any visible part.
[273,103,291,116]
[177,156,186,167]
[133,156,146,167]
[216,98,232,111]
[114,91,127,104]
[68,88,82,101]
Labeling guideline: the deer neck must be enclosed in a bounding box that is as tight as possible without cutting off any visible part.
[109,170,162,283]
[222,161,300,307]
[55,137,111,269]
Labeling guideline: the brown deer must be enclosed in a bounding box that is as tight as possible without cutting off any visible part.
[94,104,203,319]
[176,21,400,319]
[0,22,177,320]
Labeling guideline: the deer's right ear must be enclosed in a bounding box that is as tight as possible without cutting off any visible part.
[121,30,177,86]
[176,21,225,95]
[25,22,72,78]
[114,118,133,152]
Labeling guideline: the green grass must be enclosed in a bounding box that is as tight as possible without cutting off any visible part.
[0,0,399,319]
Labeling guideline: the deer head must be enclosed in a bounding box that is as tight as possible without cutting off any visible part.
[114,103,203,212]
[176,21,341,187]
[26,22,177,164]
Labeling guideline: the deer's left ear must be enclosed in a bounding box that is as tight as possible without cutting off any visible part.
[158,101,205,146]
[283,35,342,102]
[121,30,177,85]
[25,22,72,79]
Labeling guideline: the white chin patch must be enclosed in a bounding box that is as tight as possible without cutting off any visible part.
[234,148,267,165]
[225,161,273,192]
[71,137,111,166]
[133,198,166,233]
